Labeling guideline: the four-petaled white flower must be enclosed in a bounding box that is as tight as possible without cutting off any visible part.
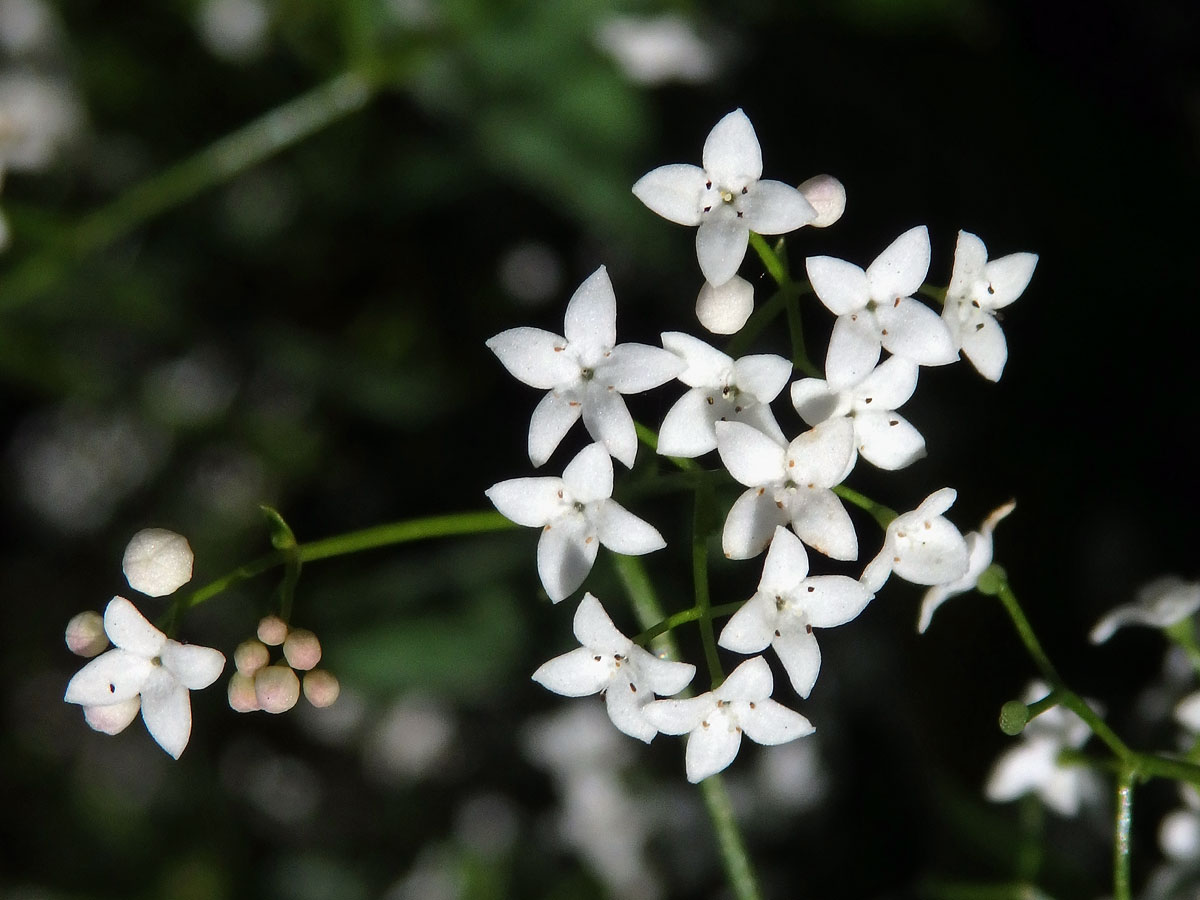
[643,655,814,783]
[632,108,816,288]
[715,418,858,561]
[1089,576,1200,645]
[657,331,792,457]
[860,488,969,593]
[719,526,873,698]
[63,596,226,759]
[486,442,666,603]
[806,226,956,391]
[532,593,696,742]
[943,230,1038,382]
[789,354,926,471]
[917,500,1016,633]
[487,266,684,468]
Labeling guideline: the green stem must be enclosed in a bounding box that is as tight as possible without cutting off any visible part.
[1165,619,1200,677]
[748,232,789,286]
[784,292,821,378]
[632,601,743,646]
[2,71,374,311]
[1114,769,1134,900]
[693,487,724,686]
[832,483,898,530]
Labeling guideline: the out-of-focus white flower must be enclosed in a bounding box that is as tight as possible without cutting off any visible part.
[532,593,694,742]
[0,0,58,55]
[63,596,225,758]
[0,72,82,172]
[487,266,683,468]
[860,488,969,593]
[1160,785,1200,862]
[1089,576,1200,645]
[594,13,718,86]
[633,109,816,287]
[918,500,1016,633]
[194,0,270,63]
[122,528,194,597]
[486,442,666,602]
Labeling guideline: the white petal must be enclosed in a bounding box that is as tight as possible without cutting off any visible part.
[892,518,969,586]
[734,404,787,447]
[485,476,563,527]
[572,593,629,652]
[790,378,844,426]
[595,500,666,555]
[786,418,855,487]
[717,655,773,701]
[104,596,166,657]
[722,488,787,559]
[561,442,613,503]
[563,267,616,362]
[947,230,987,300]
[696,275,754,333]
[717,591,777,654]
[160,640,225,691]
[581,387,637,469]
[64,649,153,706]
[959,314,1008,382]
[537,515,598,603]
[702,109,762,185]
[684,715,743,783]
[854,355,919,410]
[802,575,874,628]
[661,331,730,387]
[805,256,868,316]
[876,298,958,367]
[744,180,815,234]
[598,343,684,392]
[643,695,713,735]
[860,546,894,594]
[605,675,657,743]
[788,489,859,561]
[733,353,792,403]
[917,585,953,635]
[528,390,583,467]
[485,327,576,389]
[854,410,926,470]
[759,525,810,593]
[865,225,930,301]
[984,741,1057,803]
[532,647,612,697]
[631,163,707,226]
[658,389,718,457]
[715,420,785,487]
[696,218,750,286]
[740,696,814,743]
[122,528,194,597]
[83,697,141,735]
[984,252,1038,309]
[825,313,882,391]
[632,647,696,696]
[139,666,192,759]
[918,487,958,518]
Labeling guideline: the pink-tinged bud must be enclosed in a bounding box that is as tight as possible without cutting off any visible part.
[233,639,270,676]
[228,672,260,712]
[65,610,108,657]
[302,670,340,708]
[283,628,322,670]
[798,174,846,228]
[254,664,300,714]
[257,614,288,646]
[83,696,141,734]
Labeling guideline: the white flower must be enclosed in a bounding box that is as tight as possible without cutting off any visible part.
[984,681,1101,817]
[943,230,1038,382]
[860,488,969,593]
[593,13,718,86]
[806,226,956,390]
[532,593,695,742]
[790,355,925,471]
[485,443,666,602]
[632,109,816,287]
[122,527,195,597]
[486,266,683,468]
[657,331,791,457]
[63,596,226,759]
[1089,576,1200,645]
[718,526,872,698]
[642,656,814,783]
[918,500,1016,633]
[715,418,858,561]
[0,72,83,172]
[1159,785,1200,862]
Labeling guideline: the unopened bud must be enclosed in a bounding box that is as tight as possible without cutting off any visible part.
[83,697,141,735]
[798,174,846,228]
[257,614,288,646]
[65,610,108,657]
[696,275,753,335]
[122,528,194,597]
[255,664,300,714]
[228,672,260,713]
[303,670,340,708]
[283,629,322,670]
[234,639,270,675]
[999,699,1030,736]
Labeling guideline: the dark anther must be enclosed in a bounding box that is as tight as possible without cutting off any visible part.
[705,180,712,189]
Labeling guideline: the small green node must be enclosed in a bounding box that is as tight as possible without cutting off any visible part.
[999,699,1030,735]
[975,563,1007,596]
[260,504,298,550]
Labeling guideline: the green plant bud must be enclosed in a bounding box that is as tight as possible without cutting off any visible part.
[999,699,1029,736]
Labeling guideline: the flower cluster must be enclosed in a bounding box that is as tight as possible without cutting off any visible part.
[227,615,340,713]
[485,109,1037,782]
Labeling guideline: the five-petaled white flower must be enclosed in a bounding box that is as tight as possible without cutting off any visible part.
[860,488,969,593]
[806,226,956,391]
[917,500,1016,633]
[632,108,816,288]
[532,593,695,742]
[642,655,814,783]
[1089,576,1200,645]
[789,354,926,471]
[63,596,226,759]
[719,526,873,698]
[715,418,858,561]
[943,230,1038,382]
[487,266,684,468]
[657,331,792,458]
[486,442,666,603]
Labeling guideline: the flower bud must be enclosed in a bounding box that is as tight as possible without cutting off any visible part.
[283,628,322,671]
[234,639,270,675]
[257,614,288,646]
[696,275,753,335]
[122,528,194,597]
[999,699,1029,736]
[83,696,141,734]
[228,672,260,712]
[303,670,340,708]
[65,610,108,657]
[254,664,300,714]
[797,174,846,228]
